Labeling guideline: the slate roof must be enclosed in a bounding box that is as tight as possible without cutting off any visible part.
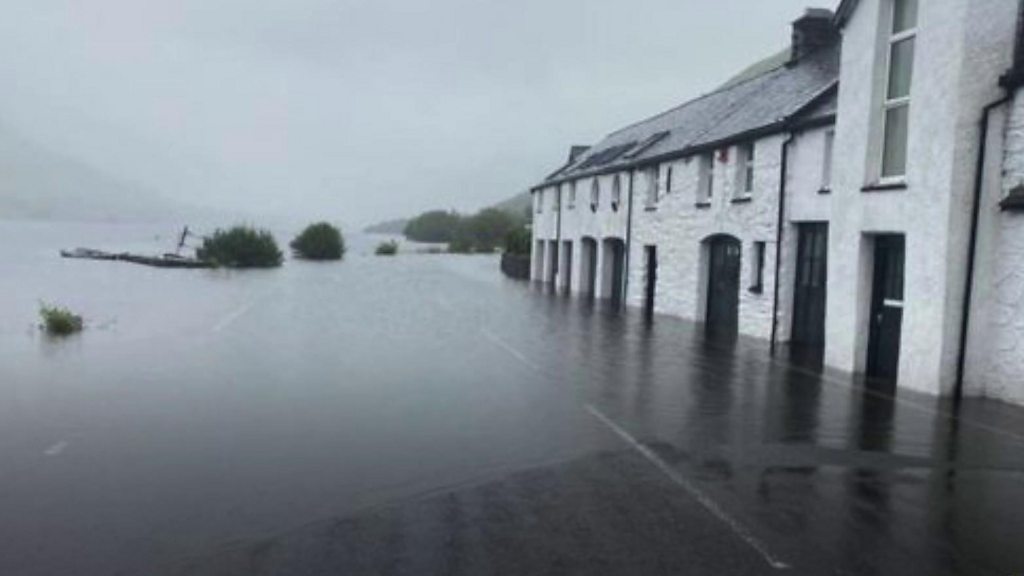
[539,42,840,188]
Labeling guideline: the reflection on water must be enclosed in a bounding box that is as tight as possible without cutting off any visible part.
[1,220,1023,576]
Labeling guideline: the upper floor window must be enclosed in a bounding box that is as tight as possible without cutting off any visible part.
[554,185,561,210]
[611,175,622,212]
[590,179,600,212]
[535,190,543,213]
[645,167,659,207]
[880,0,917,180]
[822,129,836,191]
[737,143,755,196]
[698,153,715,202]
[666,166,674,196]
[568,181,577,209]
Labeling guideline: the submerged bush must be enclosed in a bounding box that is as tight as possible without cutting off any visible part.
[39,304,84,336]
[448,234,474,254]
[198,226,283,268]
[291,222,345,261]
[504,226,531,256]
[375,240,399,256]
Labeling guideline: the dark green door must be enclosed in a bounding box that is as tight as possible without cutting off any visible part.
[706,236,741,338]
[792,223,829,351]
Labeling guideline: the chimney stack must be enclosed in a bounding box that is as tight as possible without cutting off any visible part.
[791,8,837,63]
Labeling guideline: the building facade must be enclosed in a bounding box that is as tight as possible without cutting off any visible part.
[528,1,1024,406]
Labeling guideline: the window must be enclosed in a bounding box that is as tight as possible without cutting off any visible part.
[698,153,715,202]
[749,241,767,293]
[568,181,577,209]
[536,190,543,213]
[880,0,916,180]
[666,166,674,196]
[645,167,659,207]
[554,185,561,211]
[590,179,600,212]
[611,175,622,212]
[822,129,835,190]
[737,143,755,196]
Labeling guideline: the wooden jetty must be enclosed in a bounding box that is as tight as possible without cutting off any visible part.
[60,247,213,269]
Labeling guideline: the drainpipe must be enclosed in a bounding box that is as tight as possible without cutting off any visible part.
[770,134,796,356]
[954,94,1011,402]
[623,168,636,308]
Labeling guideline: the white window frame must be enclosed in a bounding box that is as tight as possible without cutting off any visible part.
[590,178,600,212]
[666,165,674,196]
[736,143,755,197]
[568,181,576,209]
[877,0,916,184]
[645,167,659,207]
[698,153,715,202]
[822,129,836,191]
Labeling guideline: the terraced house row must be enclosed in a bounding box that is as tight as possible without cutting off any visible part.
[529,0,1024,406]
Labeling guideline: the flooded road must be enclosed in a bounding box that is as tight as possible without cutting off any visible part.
[1,221,1023,575]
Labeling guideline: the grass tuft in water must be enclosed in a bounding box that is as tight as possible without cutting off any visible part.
[39,304,84,336]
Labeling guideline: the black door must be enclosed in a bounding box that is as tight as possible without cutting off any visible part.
[549,242,559,288]
[644,245,658,316]
[585,240,598,298]
[562,241,573,294]
[866,235,905,383]
[791,223,829,353]
[609,241,625,306]
[706,236,741,338]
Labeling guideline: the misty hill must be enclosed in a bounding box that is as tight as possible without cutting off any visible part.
[0,126,192,222]
[364,217,408,235]
[491,190,531,220]
[364,190,531,235]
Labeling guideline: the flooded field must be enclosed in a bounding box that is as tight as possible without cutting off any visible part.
[1,220,1023,576]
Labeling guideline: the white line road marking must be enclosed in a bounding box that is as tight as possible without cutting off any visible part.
[479,327,541,371]
[212,298,261,333]
[44,441,68,456]
[585,404,792,571]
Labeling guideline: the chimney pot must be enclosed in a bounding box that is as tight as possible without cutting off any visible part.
[791,8,837,63]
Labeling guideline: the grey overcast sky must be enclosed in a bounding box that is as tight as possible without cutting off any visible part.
[0,0,829,227]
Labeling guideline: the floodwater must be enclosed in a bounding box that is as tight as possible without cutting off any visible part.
[1,220,1023,576]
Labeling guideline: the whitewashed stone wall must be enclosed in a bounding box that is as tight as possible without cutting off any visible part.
[627,135,785,340]
[531,173,630,297]
[964,91,1024,405]
[776,125,836,343]
[825,0,1017,396]
[530,187,560,282]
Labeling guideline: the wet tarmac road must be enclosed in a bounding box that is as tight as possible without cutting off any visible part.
[2,224,1024,575]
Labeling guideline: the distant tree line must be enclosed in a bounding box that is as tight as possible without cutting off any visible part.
[404,208,529,254]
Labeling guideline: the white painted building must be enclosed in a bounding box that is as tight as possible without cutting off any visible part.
[527,1,1024,407]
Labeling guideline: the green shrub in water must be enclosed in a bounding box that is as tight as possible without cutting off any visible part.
[290,222,346,261]
[39,304,84,336]
[375,240,399,256]
[198,226,283,268]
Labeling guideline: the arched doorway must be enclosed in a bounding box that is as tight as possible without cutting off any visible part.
[705,235,741,338]
[580,237,598,298]
[602,237,626,306]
